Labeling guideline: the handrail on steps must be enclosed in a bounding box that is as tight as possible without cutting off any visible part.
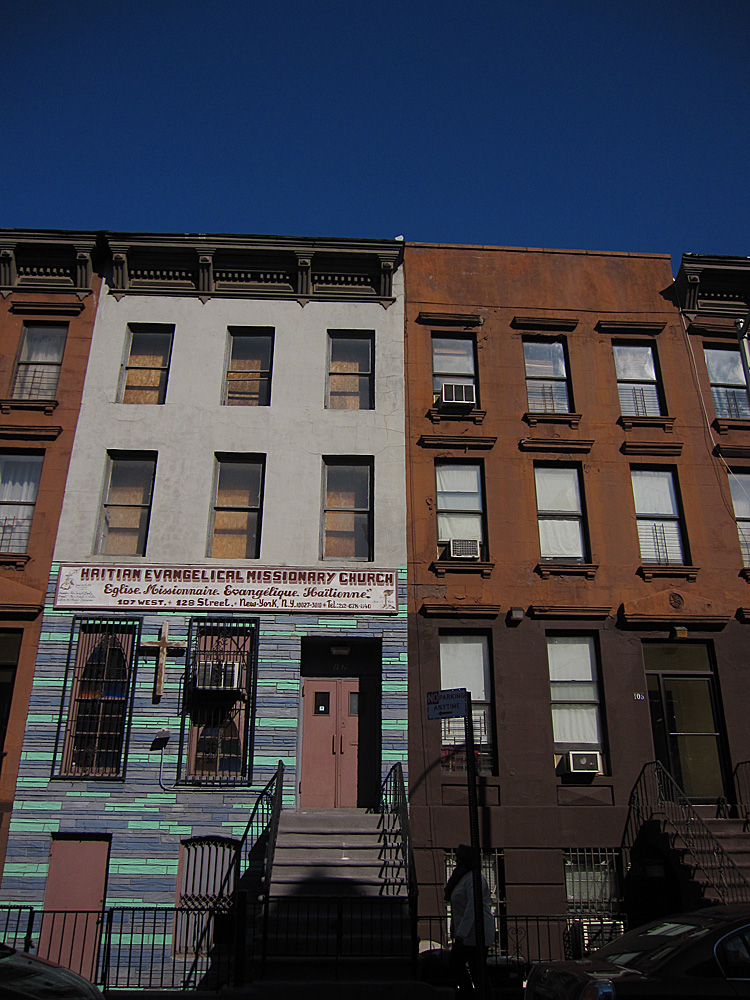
[379,761,418,964]
[626,761,750,904]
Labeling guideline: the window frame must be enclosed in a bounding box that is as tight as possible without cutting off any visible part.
[96,452,157,557]
[523,337,573,414]
[53,617,141,780]
[117,324,174,405]
[431,335,478,405]
[321,458,374,561]
[0,452,44,555]
[208,454,265,560]
[11,322,68,401]
[176,617,259,786]
[630,466,688,566]
[223,327,274,407]
[435,460,487,560]
[534,464,589,563]
[546,634,605,759]
[704,344,750,420]
[0,630,21,766]
[326,330,375,410]
[612,341,665,417]
[439,632,496,775]
[728,471,750,567]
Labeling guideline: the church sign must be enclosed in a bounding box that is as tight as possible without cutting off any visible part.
[55,564,399,614]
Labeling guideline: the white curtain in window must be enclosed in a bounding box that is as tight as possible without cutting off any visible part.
[20,326,67,364]
[440,635,490,701]
[535,467,581,513]
[0,456,43,503]
[631,469,678,516]
[548,637,601,747]
[538,519,585,559]
[437,464,482,542]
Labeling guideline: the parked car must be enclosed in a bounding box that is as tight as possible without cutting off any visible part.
[525,904,750,999]
[0,942,104,999]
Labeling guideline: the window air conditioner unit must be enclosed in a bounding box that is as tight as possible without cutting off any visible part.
[450,538,481,559]
[567,751,601,774]
[441,383,476,407]
[193,660,241,690]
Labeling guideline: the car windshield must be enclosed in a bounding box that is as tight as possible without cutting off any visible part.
[595,919,712,972]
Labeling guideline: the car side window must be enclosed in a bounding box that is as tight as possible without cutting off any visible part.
[717,927,750,979]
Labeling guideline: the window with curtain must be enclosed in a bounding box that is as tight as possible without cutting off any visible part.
[327,332,374,409]
[547,636,602,752]
[631,468,685,565]
[118,326,173,404]
[97,454,156,557]
[322,460,373,560]
[224,329,274,406]
[12,323,67,400]
[524,339,571,413]
[613,343,664,417]
[439,634,494,774]
[704,346,750,419]
[0,454,43,553]
[436,462,484,556]
[729,472,750,566]
[534,465,586,561]
[209,455,264,559]
[56,618,140,778]
[431,336,477,401]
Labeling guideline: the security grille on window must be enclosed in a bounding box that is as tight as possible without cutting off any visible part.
[704,346,750,419]
[534,466,587,562]
[729,472,750,566]
[322,460,373,560]
[178,619,257,785]
[431,337,477,405]
[327,332,374,410]
[97,453,156,557]
[613,343,664,417]
[631,468,686,565]
[224,329,274,406]
[0,454,43,554]
[524,339,572,413]
[12,323,67,400]
[55,618,140,778]
[547,636,603,756]
[209,455,264,559]
[175,836,239,954]
[436,462,484,559]
[118,326,173,404]
[440,634,494,774]
[564,849,621,916]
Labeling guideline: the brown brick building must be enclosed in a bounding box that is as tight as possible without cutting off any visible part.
[0,230,100,875]
[404,243,750,930]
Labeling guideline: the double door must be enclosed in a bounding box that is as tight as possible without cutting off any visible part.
[300,677,359,808]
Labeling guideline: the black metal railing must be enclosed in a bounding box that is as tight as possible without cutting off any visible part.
[734,761,750,824]
[625,761,750,904]
[379,761,418,968]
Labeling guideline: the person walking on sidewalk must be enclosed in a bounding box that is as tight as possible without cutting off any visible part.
[445,844,495,996]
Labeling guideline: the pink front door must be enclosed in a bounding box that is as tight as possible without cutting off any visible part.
[300,678,359,807]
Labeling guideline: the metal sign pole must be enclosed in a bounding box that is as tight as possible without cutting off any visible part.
[464,693,487,997]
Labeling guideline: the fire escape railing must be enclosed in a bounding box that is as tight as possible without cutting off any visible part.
[625,761,750,904]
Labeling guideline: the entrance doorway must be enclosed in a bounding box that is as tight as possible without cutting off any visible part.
[299,638,381,809]
[644,643,727,801]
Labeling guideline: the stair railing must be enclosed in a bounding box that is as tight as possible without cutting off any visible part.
[626,761,750,904]
[379,762,418,964]
[182,760,284,989]
[733,761,750,827]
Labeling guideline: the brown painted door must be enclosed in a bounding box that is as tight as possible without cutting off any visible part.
[300,678,359,807]
[41,836,110,981]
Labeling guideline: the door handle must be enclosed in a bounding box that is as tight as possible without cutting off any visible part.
[332,735,336,755]
[340,735,344,755]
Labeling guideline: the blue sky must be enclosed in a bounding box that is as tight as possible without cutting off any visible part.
[2,1,748,271]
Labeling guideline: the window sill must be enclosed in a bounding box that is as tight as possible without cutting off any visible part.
[618,414,675,432]
[0,422,62,441]
[428,406,486,425]
[536,562,598,580]
[620,439,683,456]
[430,559,494,579]
[714,418,750,435]
[0,398,58,415]
[524,411,581,429]
[0,552,31,570]
[638,563,700,582]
